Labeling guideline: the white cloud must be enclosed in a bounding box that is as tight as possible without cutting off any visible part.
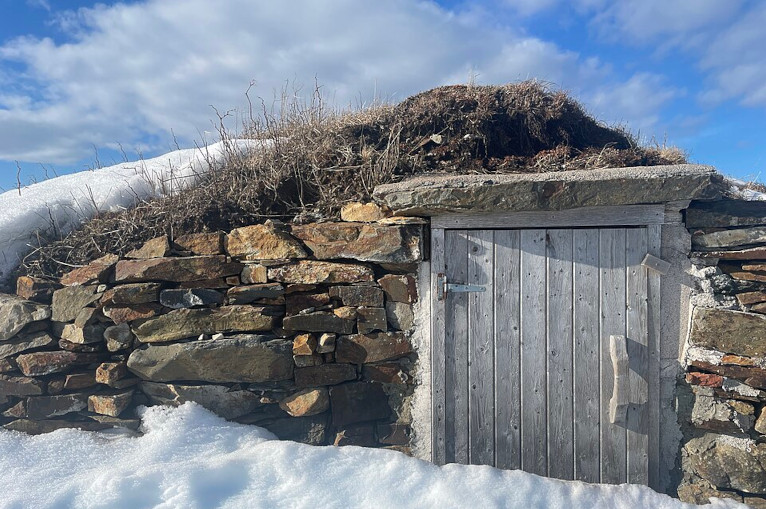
[0,0,676,165]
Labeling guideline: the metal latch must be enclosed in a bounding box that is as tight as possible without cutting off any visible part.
[436,273,486,301]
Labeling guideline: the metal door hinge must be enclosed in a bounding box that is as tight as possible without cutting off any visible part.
[436,273,486,301]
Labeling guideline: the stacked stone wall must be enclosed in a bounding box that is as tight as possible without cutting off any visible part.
[0,204,424,452]
[679,200,766,507]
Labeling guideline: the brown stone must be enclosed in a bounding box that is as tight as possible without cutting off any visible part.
[329,382,390,426]
[0,331,55,360]
[226,284,284,305]
[684,434,766,494]
[101,283,162,305]
[689,307,766,357]
[743,263,766,272]
[177,278,229,289]
[377,423,411,445]
[285,293,330,316]
[689,360,765,381]
[225,222,307,260]
[721,354,758,366]
[378,274,418,303]
[357,307,387,334]
[363,363,409,385]
[0,293,51,341]
[269,261,375,285]
[60,254,119,286]
[695,247,766,260]
[686,372,724,388]
[279,388,330,417]
[64,372,97,390]
[285,284,316,294]
[333,306,357,320]
[126,236,171,259]
[241,264,268,284]
[724,270,766,283]
[140,382,262,419]
[4,419,109,434]
[0,358,14,373]
[291,223,422,263]
[753,303,766,314]
[283,312,354,334]
[294,364,357,388]
[88,390,133,417]
[3,401,26,418]
[340,202,391,222]
[16,276,60,303]
[0,375,45,396]
[51,285,101,323]
[60,323,106,345]
[96,362,128,386]
[132,305,278,343]
[746,374,766,390]
[173,232,223,256]
[127,337,294,383]
[16,351,102,377]
[333,424,377,447]
[115,256,243,283]
[103,304,162,324]
[26,392,90,419]
[329,286,383,307]
[756,408,766,435]
[336,332,412,364]
[57,338,102,353]
[293,334,317,355]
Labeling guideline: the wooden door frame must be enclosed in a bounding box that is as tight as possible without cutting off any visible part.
[429,204,664,488]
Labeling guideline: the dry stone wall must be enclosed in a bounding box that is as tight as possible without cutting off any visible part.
[0,206,423,453]
[679,199,766,508]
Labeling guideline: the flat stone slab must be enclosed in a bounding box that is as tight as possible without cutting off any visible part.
[689,307,766,358]
[373,164,722,215]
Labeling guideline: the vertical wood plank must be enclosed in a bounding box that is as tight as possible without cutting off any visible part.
[600,228,628,484]
[573,228,601,483]
[431,228,447,465]
[647,224,662,490]
[520,229,548,476]
[445,230,470,464]
[494,230,521,470]
[468,230,495,465]
[546,229,574,480]
[626,228,649,484]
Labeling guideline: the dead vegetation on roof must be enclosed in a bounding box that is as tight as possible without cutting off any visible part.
[14,81,686,283]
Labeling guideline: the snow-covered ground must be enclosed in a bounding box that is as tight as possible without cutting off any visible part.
[0,140,254,286]
[0,404,743,509]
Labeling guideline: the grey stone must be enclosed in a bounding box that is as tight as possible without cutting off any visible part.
[60,323,107,345]
[26,393,90,419]
[693,226,766,250]
[101,283,162,305]
[15,351,102,377]
[691,393,754,433]
[356,307,387,334]
[51,286,101,323]
[0,293,51,341]
[294,364,357,388]
[686,200,766,228]
[385,301,414,330]
[260,414,328,445]
[0,375,45,397]
[115,256,243,283]
[0,332,55,359]
[283,312,354,334]
[104,323,135,352]
[226,284,285,305]
[127,337,293,383]
[329,286,383,307]
[4,419,109,434]
[329,382,390,426]
[689,307,766,357]
[684,434,766,494]
[132,306,278,343]
[159,288,225,309]
[140,381,263,419]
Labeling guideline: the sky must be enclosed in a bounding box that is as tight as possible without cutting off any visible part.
[0,0,764,192]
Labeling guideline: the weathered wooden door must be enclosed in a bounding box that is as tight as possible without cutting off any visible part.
[431,226,661,487]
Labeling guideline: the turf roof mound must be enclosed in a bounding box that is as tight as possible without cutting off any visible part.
[14,81,686,282]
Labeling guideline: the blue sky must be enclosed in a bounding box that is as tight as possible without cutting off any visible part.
[1,0,765,192]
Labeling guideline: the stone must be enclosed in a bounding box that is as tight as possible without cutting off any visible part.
[73,307,101,328]
[127,337,293,383]
[0,358,14,373]
[377,423,411,445]
[226,284,285,305]
[87,414,142,431]
[64,372,97,390]
[746,375,766,390]
[283,312,354,334]
[226,276,241,285]
[140,382,262,419]
[61,323,106,345]
[51,285,100,323]
[279,388,330,417]
[285,284,316,294]
[294,364,357,388]
[329,382,390,426]
[16,351,101,377]
[691,393,754,433]
[15,276,60,303]
[177,278,229,289]
[3,400,26,418]
[336,332,412,364]
[373,165,722,215]
[102,304,162,324]
[689,307,766,357]
[0,331,55,359]
[0,293,51,341]
[685,372,724,388]
[173,232,223,255]
[692,226,766,250]
[268,261,375,285]
[688,360,765,381]
[292,334,316,355]
[225,222,308,260]
[385,301,414,330]
[104,323,135,352]
[363,363,409,385]
[60,254,120,286]
[328,286,383,307]
[378,274,418,303]
[285,293,330,315]
[333,306,357,320]
[686,200,766,228]
[96,362,128,386]
[293,354,323,368]
[115,256,243,283]
[721,354,758,366]
[4,419,108,434]
[694,247,766,260]
[291,223,423,263]
[101,283,162,305]
[334,425,377,447]
[58,338,102,353]
[743,263,766,272]
[241,264,268,284]
[125,236,171,259]
[88,390,133,417]
[260,414,328,445]
[684,434,766,494]
[159,288,225,309]
[340,202,391,222]
[26,393,90,419]
[677,478,745,506]
[752,303,766,314]
[357,307,387,334]
[132,306,278,343]
[756,408,766,435]
[723,270,766,283]
[0,375,45,396]
[317,333,336,353]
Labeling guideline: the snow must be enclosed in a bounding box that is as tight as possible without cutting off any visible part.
[0,140,255,286]
[726,177,766,201]
[0,403,744,509]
